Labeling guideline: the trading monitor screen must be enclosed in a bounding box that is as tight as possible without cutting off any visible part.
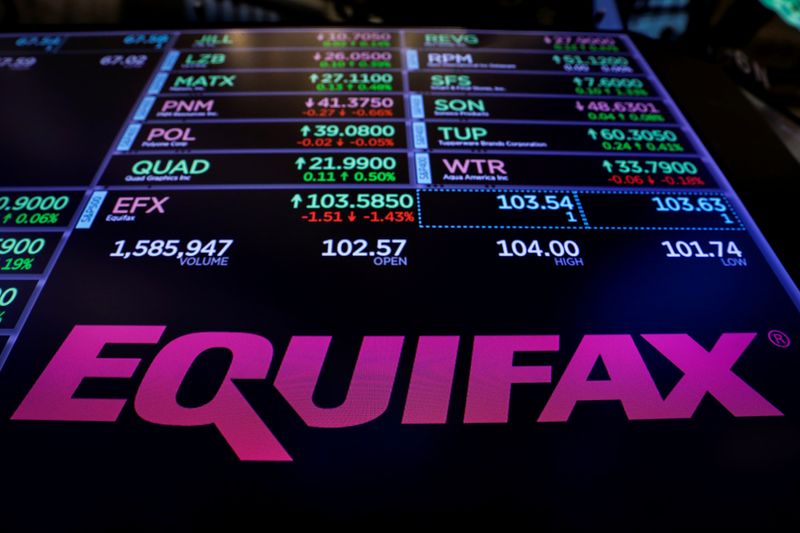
[0,28,798,529]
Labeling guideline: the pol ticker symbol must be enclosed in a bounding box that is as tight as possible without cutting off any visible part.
[768,330,791,348]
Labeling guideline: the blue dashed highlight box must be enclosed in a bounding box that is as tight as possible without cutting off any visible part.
[415,153,432,185]
[410,94,425,118]
[414,188,745,231]
[413,122,428,149]
[133,96,156,121]
[147,72,168,95]
[116,123,141,152]
[76,191,108,229]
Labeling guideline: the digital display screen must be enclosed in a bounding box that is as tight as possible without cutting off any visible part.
[0,28,798,529]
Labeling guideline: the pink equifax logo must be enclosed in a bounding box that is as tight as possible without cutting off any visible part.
[12,326,782,461]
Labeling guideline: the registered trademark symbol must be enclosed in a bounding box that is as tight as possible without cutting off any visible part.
[767,330,791,348]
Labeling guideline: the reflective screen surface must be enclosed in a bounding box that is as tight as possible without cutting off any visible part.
[0,28,798,530]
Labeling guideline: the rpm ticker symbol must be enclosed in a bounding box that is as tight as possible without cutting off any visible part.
[767,330,791,348]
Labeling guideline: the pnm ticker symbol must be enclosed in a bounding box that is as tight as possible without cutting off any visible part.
[768,330,791,348]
